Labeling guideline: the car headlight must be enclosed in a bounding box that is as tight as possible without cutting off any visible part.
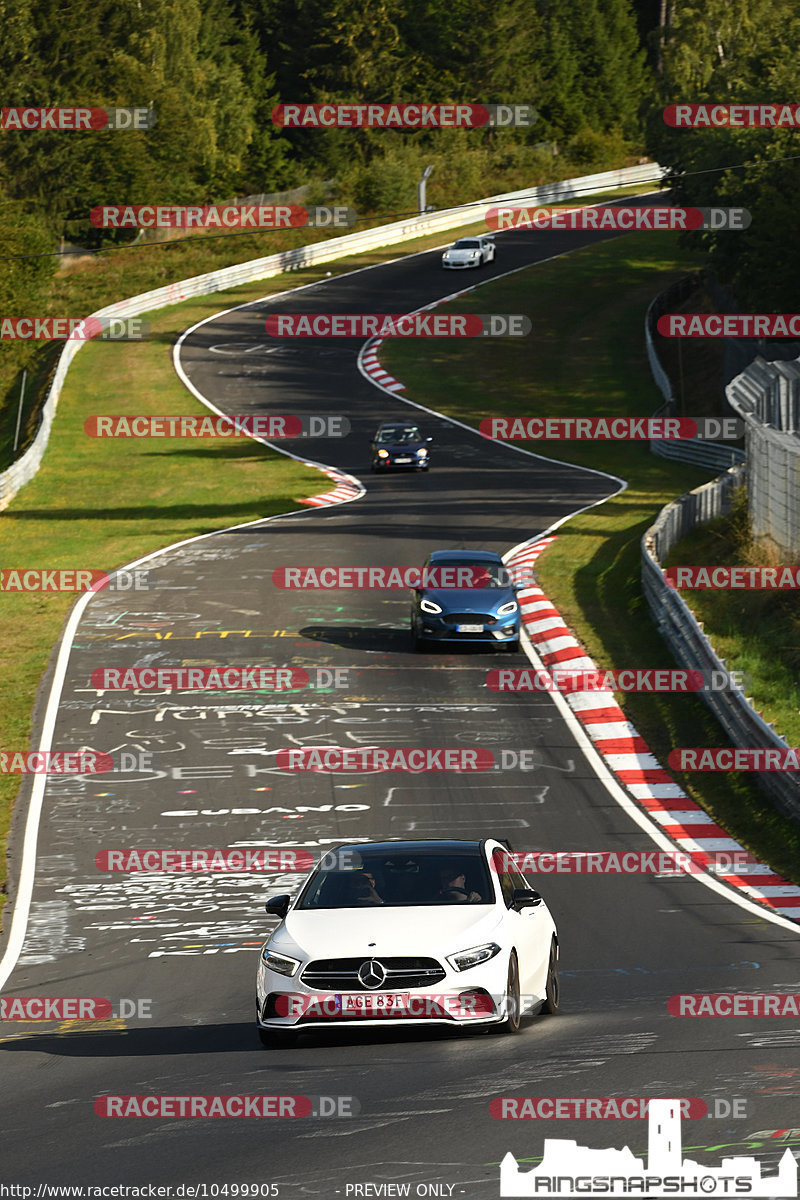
[377,449,389,458]
[261,947,301,977]
[447,943,501,972]
[420,597,443,614]
[497,600,518,616]
[416,448,428,457]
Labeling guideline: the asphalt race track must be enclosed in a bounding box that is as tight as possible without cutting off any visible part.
[2,204,799,1197]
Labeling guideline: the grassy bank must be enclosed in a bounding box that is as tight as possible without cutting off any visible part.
[380,231,800,881]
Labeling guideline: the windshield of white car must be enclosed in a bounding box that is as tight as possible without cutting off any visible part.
[296,853,493,908]
[453,239,480,249]
[376,427,421,443]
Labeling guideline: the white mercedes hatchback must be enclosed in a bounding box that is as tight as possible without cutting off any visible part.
[255,838,559,1045]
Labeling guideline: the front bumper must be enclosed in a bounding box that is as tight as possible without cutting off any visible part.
[441,259,480,269]
[414,619,520,644]
[373,458,429,469]
[256,957,514,1030]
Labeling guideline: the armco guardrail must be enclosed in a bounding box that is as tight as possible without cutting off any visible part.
[641,467,800,822]
[645,275,745,471]
[727,356,800,558]
[0,162,662,509]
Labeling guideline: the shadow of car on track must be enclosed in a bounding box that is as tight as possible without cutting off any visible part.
[0,1020,497,1057]
[299,625,521,655]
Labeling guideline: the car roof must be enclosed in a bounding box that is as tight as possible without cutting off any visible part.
[426,549,504,564]
[325,839,488,856]
[376,420,419,428]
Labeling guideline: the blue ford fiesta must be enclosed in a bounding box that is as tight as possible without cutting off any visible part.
[410,549,521,651]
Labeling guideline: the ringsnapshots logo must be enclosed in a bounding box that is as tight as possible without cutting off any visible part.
[659,314,800,338]
[485,206,751,232]
[271,102,537,128]
[90,204,355,229]
[479,417,740,440]
[83,414,349,438]
[0,317,148,340]
[499,1099,798,1197]
[264,313,531,338]
[1,106,155,130]
[664,104,800,127]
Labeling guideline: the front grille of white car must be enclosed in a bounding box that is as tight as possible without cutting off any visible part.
[301,957,446,991]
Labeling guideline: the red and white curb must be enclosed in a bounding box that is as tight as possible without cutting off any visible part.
[301,466,362,507]
[361,344,406,392]
[360,287,476,394]
[507,536,800,923]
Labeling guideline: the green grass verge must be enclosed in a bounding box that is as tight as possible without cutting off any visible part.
[663,488,800,746]
[379,230,800,882]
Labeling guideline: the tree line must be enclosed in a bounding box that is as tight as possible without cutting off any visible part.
[0,0,798,312]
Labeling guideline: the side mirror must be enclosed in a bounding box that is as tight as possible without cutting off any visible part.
[512,887,542,909]
[265,894,291,919]
[426,437,433,443]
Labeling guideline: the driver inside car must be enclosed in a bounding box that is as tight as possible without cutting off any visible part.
[344,870,383,906]
[438,868,482,903]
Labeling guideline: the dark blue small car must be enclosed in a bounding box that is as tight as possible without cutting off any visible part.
[370,421,432,472]
[410,549,521,651]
